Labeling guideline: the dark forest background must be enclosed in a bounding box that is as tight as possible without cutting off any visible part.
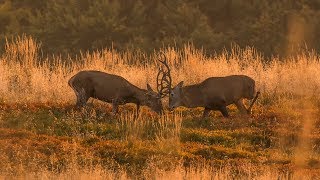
[0,0,320,57]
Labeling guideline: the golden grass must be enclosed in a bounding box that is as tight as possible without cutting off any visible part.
[2,161,319,180]
[1,36,320,179]
[1,35,320,105]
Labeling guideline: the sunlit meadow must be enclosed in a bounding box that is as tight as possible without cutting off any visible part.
[0,36,320,179]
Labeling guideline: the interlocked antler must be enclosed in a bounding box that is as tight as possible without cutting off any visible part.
[157,54,172,98]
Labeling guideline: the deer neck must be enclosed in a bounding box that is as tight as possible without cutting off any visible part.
[133,87,148,105]
[180,85,202,107]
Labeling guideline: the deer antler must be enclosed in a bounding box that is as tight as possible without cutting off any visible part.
[156,53,172,98]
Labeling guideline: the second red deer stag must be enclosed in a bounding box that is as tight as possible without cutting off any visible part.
[157,57,260,118]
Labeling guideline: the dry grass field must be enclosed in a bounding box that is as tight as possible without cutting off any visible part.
[1,36,320,179]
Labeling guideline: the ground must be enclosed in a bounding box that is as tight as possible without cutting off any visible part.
[0,98,319,179]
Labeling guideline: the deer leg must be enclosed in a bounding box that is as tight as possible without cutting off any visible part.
[112,102,119,115]
[75,88,89,108]
[219,106,229,118]
[136,103,140,115]
[247,92,260,114]
[77,97,90,108]
[71,87,82,107]
[75,95,83,107]
[202,108,211,118]
[235,99,248,114]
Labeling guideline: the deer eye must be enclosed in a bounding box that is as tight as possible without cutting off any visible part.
[170,93,174,97]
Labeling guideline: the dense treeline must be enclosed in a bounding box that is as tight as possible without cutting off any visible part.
[0,0,320,57]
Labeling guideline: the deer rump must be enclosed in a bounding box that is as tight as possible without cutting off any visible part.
[69,71,136,104]
[171,75,259,117]
[200,75,256,105]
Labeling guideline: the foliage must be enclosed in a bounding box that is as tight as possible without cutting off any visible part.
[1,0,320,57]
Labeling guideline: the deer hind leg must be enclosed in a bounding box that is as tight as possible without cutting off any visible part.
[235,99,248,114]
[247,92,260,114]
[71,87,83,107]
[75,88,90,108]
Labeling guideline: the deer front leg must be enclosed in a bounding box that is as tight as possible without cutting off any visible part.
[219,106,229,118]
[136,103,140,116]
[247,92,260,114]
[112,100,119,115]
[235,99,248,114]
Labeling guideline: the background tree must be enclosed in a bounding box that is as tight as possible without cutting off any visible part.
[0,0,320,58]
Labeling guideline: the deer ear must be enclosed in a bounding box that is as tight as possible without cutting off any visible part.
[175,81,184,89]
[147,84,153,92]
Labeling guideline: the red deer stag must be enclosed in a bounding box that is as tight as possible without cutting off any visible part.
[68,70,164,114]
[157,56,260,118]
